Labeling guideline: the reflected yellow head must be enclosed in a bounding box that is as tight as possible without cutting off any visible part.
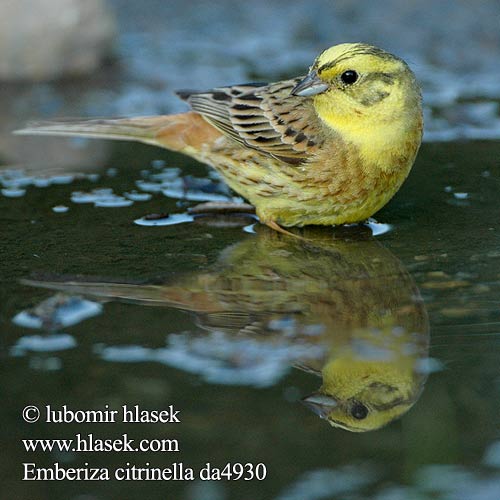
[303,351,425,432]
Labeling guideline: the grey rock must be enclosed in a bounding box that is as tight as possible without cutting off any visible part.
[0,0,116,81]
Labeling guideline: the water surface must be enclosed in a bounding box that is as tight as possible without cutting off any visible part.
[2,140,500,499]
[2,1,500,498]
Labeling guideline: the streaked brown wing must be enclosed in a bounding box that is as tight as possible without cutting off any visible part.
[176,79,323,164]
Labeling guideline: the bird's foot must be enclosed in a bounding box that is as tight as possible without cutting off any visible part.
[187,203,303,239]
[264,220,306,240]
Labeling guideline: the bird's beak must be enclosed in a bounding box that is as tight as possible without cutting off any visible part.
[291,72,329,97]
[301,393,338,420]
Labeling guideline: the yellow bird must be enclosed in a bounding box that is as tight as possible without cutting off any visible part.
[16,43,423,232]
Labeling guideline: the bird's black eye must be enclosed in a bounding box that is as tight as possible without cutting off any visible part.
[351,402,368,420]
[341,70,358,85]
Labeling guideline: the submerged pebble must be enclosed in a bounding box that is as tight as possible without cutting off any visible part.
[94,197,133,208]
[51,175,75,185]
[71,188,134,207]
[124,191,152,201]
[162,187,235,203]
[33,178,51,188]
[12,294,103,330]
[134,213,194,226]
[2,187,26,198]
[135,180,163,192]
[52,205,69,213]
[11,333,77,354]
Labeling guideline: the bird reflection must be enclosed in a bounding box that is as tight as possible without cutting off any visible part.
[23,225,429,432]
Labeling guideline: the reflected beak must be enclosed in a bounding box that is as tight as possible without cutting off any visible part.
[291,72,329,97]
[301,393,338,420]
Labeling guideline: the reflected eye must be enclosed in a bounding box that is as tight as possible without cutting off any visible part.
[350,402,368,420]
[341,70,358,85]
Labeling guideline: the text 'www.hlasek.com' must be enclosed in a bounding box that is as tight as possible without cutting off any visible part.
[21,404,267,482]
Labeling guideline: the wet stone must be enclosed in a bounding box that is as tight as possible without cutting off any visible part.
[0,0,116,81]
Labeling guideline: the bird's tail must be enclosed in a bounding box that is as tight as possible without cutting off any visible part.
[20,279,215,312]
[14,112,221,153]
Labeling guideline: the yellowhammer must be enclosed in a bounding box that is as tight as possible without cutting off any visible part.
[16,43,423,232]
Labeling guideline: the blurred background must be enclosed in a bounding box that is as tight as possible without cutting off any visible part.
[2,2,500,500]
[2,0,500,166]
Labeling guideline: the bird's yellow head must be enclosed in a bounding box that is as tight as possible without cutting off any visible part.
[292,43,422,167]
[302,355,426,432]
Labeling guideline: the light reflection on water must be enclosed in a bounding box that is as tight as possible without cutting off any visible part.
[18,226,431,433]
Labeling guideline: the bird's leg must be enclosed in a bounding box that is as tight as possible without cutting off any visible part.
[265,220,305,240]
[188,203,304,238]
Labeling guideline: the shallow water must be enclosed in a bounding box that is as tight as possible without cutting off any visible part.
[2,1,500,498]
[2,139,500,500]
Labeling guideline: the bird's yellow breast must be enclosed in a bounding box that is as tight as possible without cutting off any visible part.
[313,85,423,174]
